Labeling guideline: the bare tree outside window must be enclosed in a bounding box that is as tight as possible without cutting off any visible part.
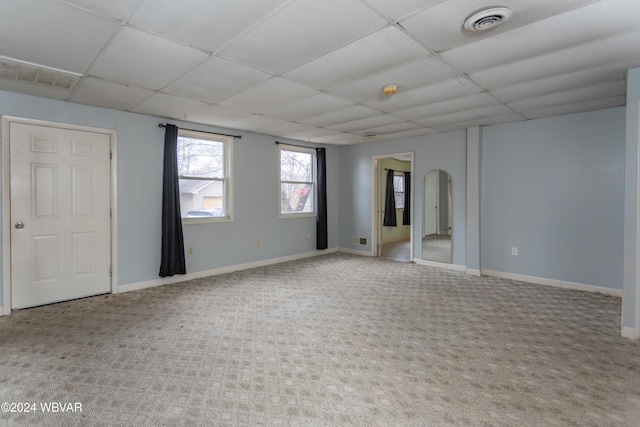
[280,147,315,215]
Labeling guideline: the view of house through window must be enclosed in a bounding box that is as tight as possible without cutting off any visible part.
[280,146,315,215]
[177,130,232,220]
[394,173,405,209]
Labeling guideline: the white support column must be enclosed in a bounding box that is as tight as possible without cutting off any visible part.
[466,126,482,276]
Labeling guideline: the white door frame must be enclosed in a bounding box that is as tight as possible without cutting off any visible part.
[424,170,439,236]
[636,105,640,338]
[2,116,118,315]
[371,152,414,259]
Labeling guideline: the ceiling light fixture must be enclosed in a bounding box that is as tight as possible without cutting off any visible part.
[382,84,398,96]
[463,7,512,32]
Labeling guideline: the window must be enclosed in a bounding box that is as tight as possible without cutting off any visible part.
[279,145,315,217]
[177,130,233,223]
[394,173,405,209]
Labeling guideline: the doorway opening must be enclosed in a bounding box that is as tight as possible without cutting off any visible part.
[372,152,413,262]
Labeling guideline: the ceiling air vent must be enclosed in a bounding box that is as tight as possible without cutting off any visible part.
[0,55,82,90]
[464,7,512,32]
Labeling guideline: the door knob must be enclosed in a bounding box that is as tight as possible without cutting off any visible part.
[15,222,24,229]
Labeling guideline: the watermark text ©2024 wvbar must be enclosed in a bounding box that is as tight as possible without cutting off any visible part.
[2,402,82,413]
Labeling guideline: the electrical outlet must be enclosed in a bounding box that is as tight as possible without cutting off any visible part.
[511,247,518,256]
[188,246,193,255]
[256,241,260,249]
[306,232,311,240]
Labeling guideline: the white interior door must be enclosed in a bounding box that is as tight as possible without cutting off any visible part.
[10,122,111,309]
[424,171,438,236]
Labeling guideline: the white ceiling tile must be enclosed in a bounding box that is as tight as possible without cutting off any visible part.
[91,27,209,90]
[219,78,318,114]
[284,27,429,90]
[330,57,459,104]
[400,0,600,52]
[415,105,514,127]
[276,127,342,142]
[327,114,403,132]
[353,121,422,136]
[523,95,626,120]
[299,105,381,127]
[469,29,640,89]
[376,128,441,140]
[223,115,288,132]
[393,93,499,121]
[0,0,119,73]
[129,0,289,53]
[262,94,355,121]
[163,57,271,104]
[130,93,209,119]
[185,105,255,127]
[3,0,636,144]
[58,0,140,21]
[69,77,154,110]
[490,63,630,103]
[361,0,441,20]
[220,0,387,73]
[373,78,482,117]
[440,0,640,74]
[257,122,318,138]
[310,133,360,144]
[434,113,526,132]
[508,80,626,112]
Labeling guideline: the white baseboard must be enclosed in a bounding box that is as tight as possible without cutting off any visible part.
[481,269,623,297]
[338,247,373,257]
[413,258,467,273]
[1,304,9,316]
[119,248,338,294]
[465,268,481,277]
[621,327,638,339]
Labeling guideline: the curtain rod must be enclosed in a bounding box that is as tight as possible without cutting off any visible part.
[275,141,321,150]
[158,123,242,139]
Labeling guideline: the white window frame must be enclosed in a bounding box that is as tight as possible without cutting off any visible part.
[178,129,233,225]
[279,144,316,219]
[394,172,405,210]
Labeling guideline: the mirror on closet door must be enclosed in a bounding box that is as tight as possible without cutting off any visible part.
[422,170,452,263]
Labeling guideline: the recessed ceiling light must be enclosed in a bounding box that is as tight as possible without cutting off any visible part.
[464,7,512,32]
[382,84,398,96]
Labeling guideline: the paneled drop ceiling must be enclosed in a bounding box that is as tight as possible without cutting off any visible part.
[0,0,638,145]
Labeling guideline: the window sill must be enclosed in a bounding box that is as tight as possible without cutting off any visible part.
[182,216,233,225]
[279,212,316,219]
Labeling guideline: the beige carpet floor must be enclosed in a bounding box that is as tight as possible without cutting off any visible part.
[1,253,639,426]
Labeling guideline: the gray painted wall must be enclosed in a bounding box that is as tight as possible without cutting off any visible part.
[481,107,626,289]
[338,131,467,265]
[623,67,640,330]
[0,90,340,308]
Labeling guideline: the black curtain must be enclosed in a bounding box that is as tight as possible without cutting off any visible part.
[159,124,186,277]
[403,171,411,225]
[316,148,328,249]
[383,169,397,227]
